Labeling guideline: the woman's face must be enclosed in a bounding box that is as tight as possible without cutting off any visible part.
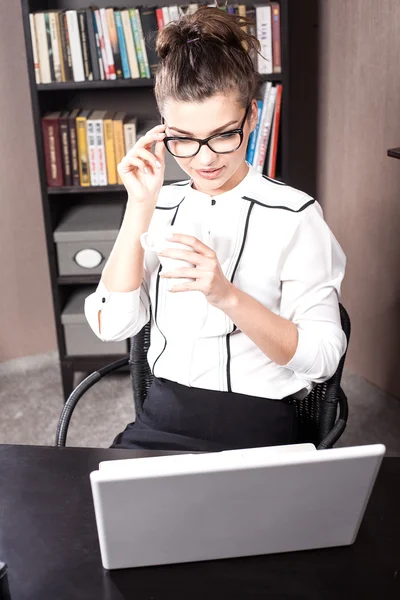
[162,93,258,196]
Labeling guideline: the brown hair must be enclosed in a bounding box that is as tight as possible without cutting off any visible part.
[154,6,261,116]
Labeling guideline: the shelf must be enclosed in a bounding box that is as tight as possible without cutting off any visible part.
[48,180,179,194]
[58,275,100,285]
[36,73,282,92]
[63,354,129,371]
[387,148,400,159]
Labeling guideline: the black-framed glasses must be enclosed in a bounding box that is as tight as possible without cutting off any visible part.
[162,104,251,158]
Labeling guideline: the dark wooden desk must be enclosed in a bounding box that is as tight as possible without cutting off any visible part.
[0,445,399,600]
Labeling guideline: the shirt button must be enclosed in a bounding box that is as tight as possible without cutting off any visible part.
[102,297,106,303]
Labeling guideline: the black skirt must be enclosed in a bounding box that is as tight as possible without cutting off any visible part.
[111,377,298,452]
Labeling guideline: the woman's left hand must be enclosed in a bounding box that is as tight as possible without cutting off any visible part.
[158,234,236,309]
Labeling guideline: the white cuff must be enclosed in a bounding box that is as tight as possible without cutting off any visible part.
[283,326,320,375]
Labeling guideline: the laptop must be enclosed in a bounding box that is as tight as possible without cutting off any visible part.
[89,443,385,570]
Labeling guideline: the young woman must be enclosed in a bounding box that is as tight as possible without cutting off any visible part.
[84,7,347,451]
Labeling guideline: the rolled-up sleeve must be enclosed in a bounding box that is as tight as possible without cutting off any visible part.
[84,276,151,342]
[280,202,347,383]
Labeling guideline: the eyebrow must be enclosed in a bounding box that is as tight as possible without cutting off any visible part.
[167,118,240,136]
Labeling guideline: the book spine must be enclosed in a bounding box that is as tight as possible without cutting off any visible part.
[253,82,272,166]
[135,9,151,78]
[100,8,116,80]
[270,2,282,74]
[91,10,104,80]
[29,14,41,84]
[121,10,139,79]
[267,84,282,178]
[66,11,85,82]
[238,5,247,32]
[106,9,123,79]
[59,115,72,186]
[95,9,109,80]
[95,119,107,185]
[42,117,64,186]
[162,7,171,25]
[168,6,180,21]
[35,13,51,83]
[113,118,125,185]
[129,9,146,78]
[77,10,92,80]
[76,115,90,186]
[256,5,273,74]
[85,8,100,81]
[68,114,80,186]
[156,8,165,30]
[104,117,117,185]
[246,99,263,165]
[114,11,131,79]
[49,13,62,82]
[139,7,159,77]
[61,12,74,81]
[246,8,257,69]
[123,122,137,153]
[44,13,56,82]
[54,12,66,82]
[256,85,277,172]
[86,119,98,186]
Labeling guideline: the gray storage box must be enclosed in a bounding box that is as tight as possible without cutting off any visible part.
[61,287,128,356]
[54,203,124,276]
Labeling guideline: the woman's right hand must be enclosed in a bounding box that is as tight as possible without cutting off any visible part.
[117,123,167,208]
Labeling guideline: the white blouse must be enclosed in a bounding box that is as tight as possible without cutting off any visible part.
[84,164,347,400]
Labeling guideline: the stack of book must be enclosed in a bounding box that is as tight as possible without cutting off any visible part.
[246,82,283,179]
[41,110,138,187]
[29,3,281,83]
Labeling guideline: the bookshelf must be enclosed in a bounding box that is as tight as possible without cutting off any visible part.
[21,0,318,400]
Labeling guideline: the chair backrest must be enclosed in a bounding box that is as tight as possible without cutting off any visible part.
[129,304,351,446]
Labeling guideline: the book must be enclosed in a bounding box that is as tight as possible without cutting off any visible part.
[76,109,91,186]
[113,112,127,184]
[269,2,282,74]
[256,4,273,74]
[77,9,93,80]
[60,11,73,82]
[49,12,62,82]
[86,112,99,186]
[168,6,180,21]
[135,9,151,78]
[54,10,66,82]
[34,13,51,83]
[85,8,101,81]
[91,9,105,80]
[106,8,123,79]
[44,13,56,81]
[67,109,80,186]
[121,9,139,79]
[139,6,159,77]
[267,84,282,178]
[253,81,272,167]
[156,7,165,30]
[41,112,64,186]
[100,8,116,80]
[114,10,131,79]
[123,117,137,153]
[129,9,146,78]
[246,7,257,70]
[104,111,117,185]
[162,6,171,25]
[246,99,263,165]
[59,111,72,186]
[94,9,109,80]
[29,14,41,84]
[92,110,108,186]
[255,85,277,173]
[65,10,85,82]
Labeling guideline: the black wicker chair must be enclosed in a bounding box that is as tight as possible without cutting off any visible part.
[56,304,351,450]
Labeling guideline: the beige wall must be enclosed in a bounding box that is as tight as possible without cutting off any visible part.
[1,1,400,400]
[0,2,56,361]
[318,0,400,398]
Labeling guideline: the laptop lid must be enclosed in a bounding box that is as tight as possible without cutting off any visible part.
[90,443,385,569]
